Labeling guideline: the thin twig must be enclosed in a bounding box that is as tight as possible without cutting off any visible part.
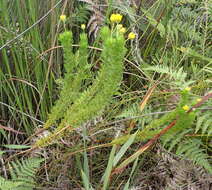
[0,124,25,134]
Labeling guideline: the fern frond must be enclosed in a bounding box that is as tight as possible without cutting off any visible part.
[0,176,23,190]
[176,139,212,174]
[163,129,192,152]
[9,157,43,190]
[117,103,139,119]
[0,157,43,190]
[144,65,194,88]
[117,103,161,128]
[145,65,187,81]
[81,0,105,39]
[72,4,90,23]
[195,110,212,135]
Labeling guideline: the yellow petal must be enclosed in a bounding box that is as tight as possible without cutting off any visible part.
[60,15,66,22]
[110,14,116,23]
[116,14,123,23]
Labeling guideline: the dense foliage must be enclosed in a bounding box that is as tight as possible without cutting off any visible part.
[0,0,211,189]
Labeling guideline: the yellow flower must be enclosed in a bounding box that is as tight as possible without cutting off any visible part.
[117,24,123,29]
[110,14,116,22]
[182,105,190,111]
[196,98,202,102]
[81,24,86,30]
[60,14,66,22]
[119,27,126,33]
[185,87,191,91]
[110,13,123,23]
[116,14,123,23]
[128,32,136,39]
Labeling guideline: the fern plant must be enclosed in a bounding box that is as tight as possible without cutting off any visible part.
[175,139,211,173]
[144,65,194,88]
[195,106,212,135]
[0,157,43,190]
[112,88,212,174]
[0,176,23,190]
[34,26,126,147]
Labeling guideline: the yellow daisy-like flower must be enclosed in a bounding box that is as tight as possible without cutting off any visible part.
[128,32,136,39]
[110,14,123,23]
[196,98,202,102]
[81,24,86,30]
[182,105,190,111]
[60,14,66,22]
[185,87,191,91]
[119,27,126,33]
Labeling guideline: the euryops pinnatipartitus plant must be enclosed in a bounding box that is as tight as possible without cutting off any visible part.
[34,24,127,147]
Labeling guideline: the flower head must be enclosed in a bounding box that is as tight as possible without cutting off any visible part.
[110,14,123,23]
[185,87,191,91]
[60,15,66,22]
[81,24,86,30]
[119,27,126,33]
[117,24,123,29]
[128,32,136,39]
[196,98,202,103]
[182,105,190,111]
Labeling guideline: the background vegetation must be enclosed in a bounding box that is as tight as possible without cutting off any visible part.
[0,0,211,189]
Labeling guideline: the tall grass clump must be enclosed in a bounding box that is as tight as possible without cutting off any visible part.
[0,0,65,135]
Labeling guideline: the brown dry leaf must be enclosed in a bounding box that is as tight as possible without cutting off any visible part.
[139,83,157,112]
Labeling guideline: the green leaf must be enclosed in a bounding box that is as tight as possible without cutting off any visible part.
[3,145,31,149]
[81,170,94,190]
[102,145,117,190]
[113,131,138,167]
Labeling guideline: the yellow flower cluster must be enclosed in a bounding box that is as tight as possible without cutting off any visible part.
[110,13,123,23]
[60,14,66,22]
[109,14,136,40]
[182,105,190,111]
